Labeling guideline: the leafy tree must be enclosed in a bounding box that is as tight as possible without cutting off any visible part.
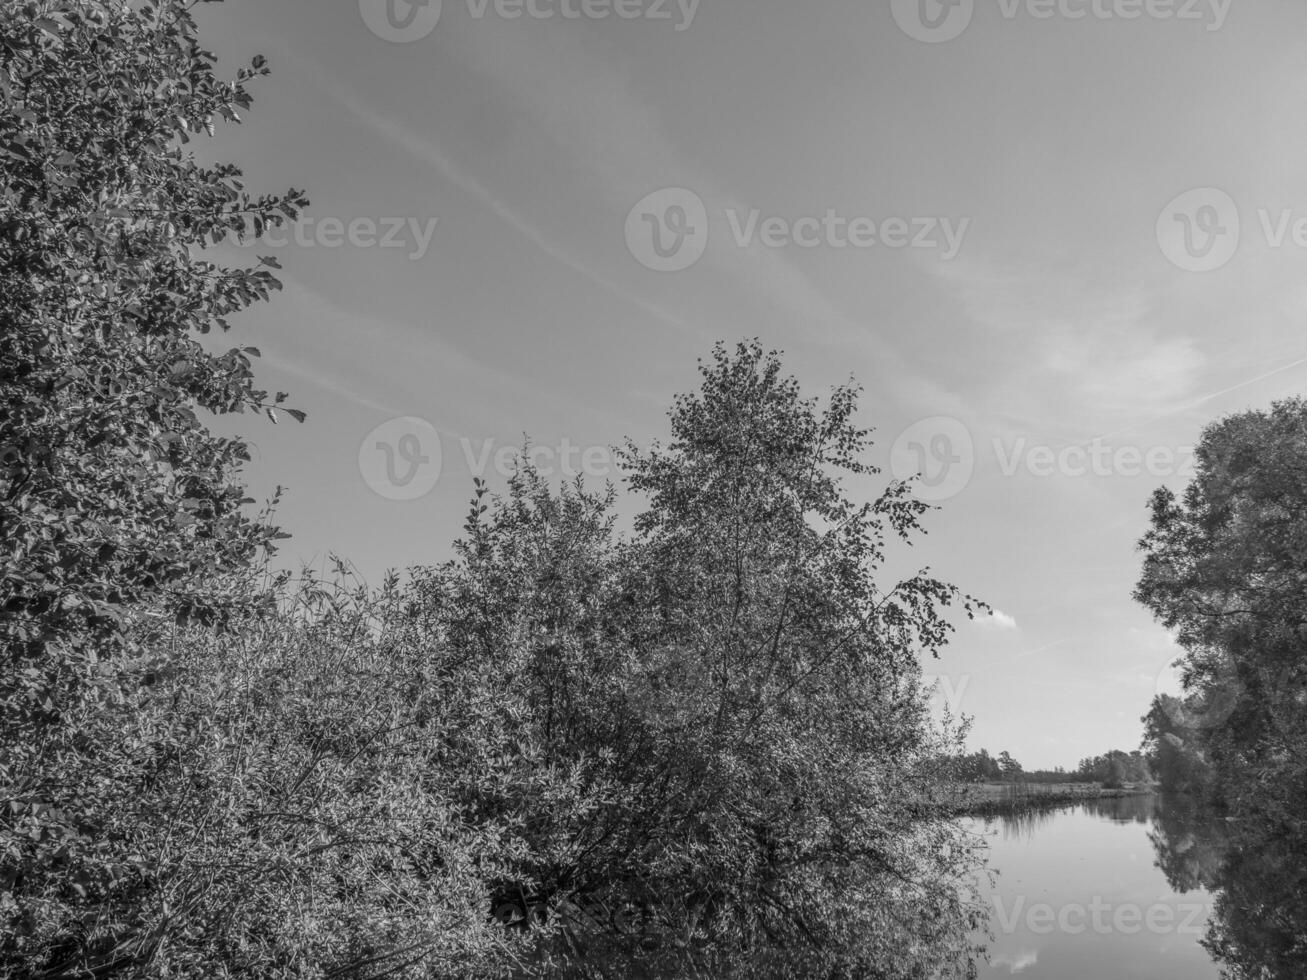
[1,0,305,969]
[1074,749,1151,788]
[996,750,1022,781]
[411,341,990,975]
[1141,698,1210,794]
[1136,397,1307,809]
[612,340,987,973]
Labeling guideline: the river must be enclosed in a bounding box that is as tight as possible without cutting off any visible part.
[968,794,1231,979]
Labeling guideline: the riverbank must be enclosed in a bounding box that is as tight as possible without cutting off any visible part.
[944,781,1154,817]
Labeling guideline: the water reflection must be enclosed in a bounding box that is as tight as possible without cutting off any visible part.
[975,792,1307,979]
[985,793,1159,841]
[1149,795,1307,980]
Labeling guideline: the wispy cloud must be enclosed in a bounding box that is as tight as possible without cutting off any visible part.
[305,58,691,335]
[306,32,968,417]
[926,256,1205,429]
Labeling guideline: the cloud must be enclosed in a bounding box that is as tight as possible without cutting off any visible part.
[310,68,692,335]
[926,255,1206,429]
[979,608,1019,630]
[303,34,967,417]
[990,949,1039,974]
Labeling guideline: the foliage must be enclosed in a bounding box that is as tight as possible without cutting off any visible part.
[7,569,534,977]
[0,0,992,972]
[1074,750,1150,789]
[409,341,991,976]
[1,0,307,971]
[1149,787,1307,979]
[952,749,1004,783]
[1139,697,1209,794]
[1136,397,1307,811]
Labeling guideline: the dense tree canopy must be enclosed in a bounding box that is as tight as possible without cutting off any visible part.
[1136,397,1307,816]
[1,0,306,971]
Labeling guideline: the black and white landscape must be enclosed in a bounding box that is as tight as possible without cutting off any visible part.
[3,1,1305,977]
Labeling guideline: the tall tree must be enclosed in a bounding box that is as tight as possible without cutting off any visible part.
[613,340,987,973]
[1,1,304,968]
[1136,397,1307,809]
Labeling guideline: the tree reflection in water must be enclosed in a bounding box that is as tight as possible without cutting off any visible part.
[982,792,1159,842]
[1147,793,1307,979]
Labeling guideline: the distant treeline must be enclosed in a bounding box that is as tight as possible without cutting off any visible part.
[951,747,1152,787]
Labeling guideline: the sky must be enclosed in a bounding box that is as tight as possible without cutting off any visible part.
[190,0,1307,770]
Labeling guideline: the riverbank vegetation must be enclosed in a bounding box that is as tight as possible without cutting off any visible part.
[1135,398,1307,978]
[1136,397,1307,817]
[0,7,992,974]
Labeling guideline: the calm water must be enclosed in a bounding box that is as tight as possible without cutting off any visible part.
[969,795,1227,979]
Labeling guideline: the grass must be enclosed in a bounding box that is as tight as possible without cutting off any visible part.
[944,781,1153,817]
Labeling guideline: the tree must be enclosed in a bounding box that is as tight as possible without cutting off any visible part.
[1136,397,1307,808]
[1141,697,1210,794]
[997,750,1022,781]
[611,340,987,973]
[1,1,305,969]
[411,341,990,975]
